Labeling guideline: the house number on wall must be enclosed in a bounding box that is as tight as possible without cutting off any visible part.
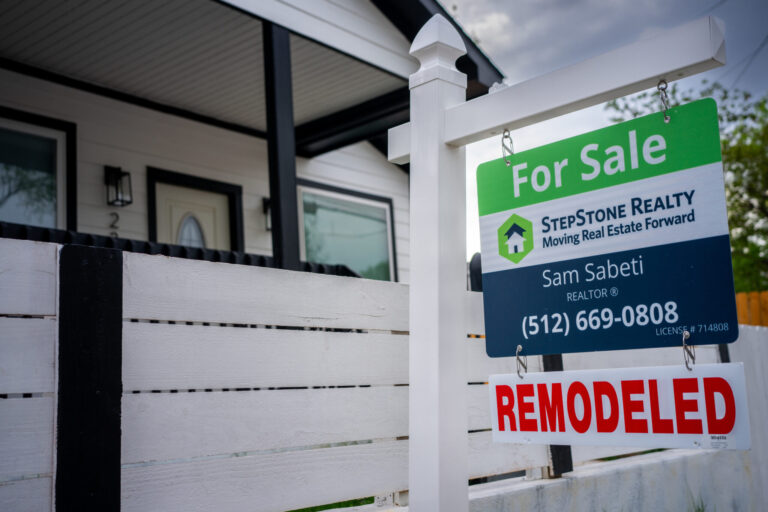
[109,212,120,237]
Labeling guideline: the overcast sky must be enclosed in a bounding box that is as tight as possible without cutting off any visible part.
[444,0,768,258]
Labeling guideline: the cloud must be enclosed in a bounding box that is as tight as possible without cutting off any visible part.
[460,11,513,55]
[447,0,718,84]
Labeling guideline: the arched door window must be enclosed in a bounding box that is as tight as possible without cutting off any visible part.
[177,214,206,248]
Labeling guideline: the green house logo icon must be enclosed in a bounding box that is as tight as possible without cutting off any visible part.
[498,214,534,263]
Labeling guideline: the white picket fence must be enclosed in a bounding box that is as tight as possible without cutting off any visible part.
[2,238,762,511]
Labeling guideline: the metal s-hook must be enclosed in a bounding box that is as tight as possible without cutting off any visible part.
[516,344,528,379]
[682,330,695,371]
[502,129,514,167]
[657,79,671,123]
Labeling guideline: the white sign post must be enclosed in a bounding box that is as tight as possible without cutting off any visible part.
[406,17,469,512]
[393,14,725,512]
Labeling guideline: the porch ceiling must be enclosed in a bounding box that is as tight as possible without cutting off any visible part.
[0,0,406,139]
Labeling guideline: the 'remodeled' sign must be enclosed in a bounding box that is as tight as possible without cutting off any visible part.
[490,363,750,450]
[477,99,738,357]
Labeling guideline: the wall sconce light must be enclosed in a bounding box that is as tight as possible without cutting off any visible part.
[104,166,133,206]
[262,197,271,231]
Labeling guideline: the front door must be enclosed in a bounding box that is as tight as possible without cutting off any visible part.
[155,182,231,251]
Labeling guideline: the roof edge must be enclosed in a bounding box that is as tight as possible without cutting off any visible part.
[370,0,504,95]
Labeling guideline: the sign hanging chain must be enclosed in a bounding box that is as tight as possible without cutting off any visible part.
[682,330,696,371]
[657,79,671,123]
[516,344,528,379]
[501,129,514,166]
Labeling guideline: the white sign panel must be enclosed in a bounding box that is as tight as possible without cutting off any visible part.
[490,363,750,450]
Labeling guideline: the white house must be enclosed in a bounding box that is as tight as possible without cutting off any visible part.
[0,0,502,283]
[0,4,503,508]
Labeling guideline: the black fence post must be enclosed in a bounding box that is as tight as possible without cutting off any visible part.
[541,353,573,477]
[56,245,122,511]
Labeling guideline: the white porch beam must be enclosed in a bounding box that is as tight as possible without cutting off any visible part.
[388,16,725,162]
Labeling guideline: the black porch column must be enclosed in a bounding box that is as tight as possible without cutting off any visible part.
[263,21,301,271]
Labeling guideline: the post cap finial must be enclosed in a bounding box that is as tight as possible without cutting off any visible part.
[409,14,467,89]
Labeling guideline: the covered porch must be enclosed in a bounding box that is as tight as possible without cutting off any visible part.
[0,0,502,281]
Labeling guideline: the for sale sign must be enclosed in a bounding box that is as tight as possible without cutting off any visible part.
[490,363,750,449]
[476,99,738,357]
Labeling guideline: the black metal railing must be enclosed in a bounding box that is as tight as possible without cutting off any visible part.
[0,221,359,278]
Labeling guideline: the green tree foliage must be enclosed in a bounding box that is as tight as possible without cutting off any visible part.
[605,82,768,292]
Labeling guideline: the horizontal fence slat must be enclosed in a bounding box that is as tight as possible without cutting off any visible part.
[563,345,720,371]
[124,384,498,464]
[124,322,530,390]
[467,291,485,334]
[0,477,52,512]
[0,398,54,482]
[123,322,409,389]
[469,431,549,478]
[122,387,409,464]
[121,431,543,512]
[468,384,491,431]
[0,318,56,394]
[0,239,58,316]
[467,340,543,381]
[122,252,409,330]
[571,445,648,465]
[122,439,409,512]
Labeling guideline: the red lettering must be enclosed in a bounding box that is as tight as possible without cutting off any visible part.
[538,383,565,432]
[649,379,674,434]
[621,380,648,433]
[673,378,703,434]
[567,381,592,433]
[517,384,537,431]
[593,381,619,433]
[704,377,736,434]
[496,385,517,431]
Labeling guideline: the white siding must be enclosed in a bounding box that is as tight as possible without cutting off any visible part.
[298,142,410,283]
[0,69,411,281]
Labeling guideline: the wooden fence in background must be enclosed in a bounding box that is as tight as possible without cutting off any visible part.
[736,291,768,326]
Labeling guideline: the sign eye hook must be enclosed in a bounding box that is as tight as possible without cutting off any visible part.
[657,79,671,123]
[682,330,695,371]
[516,344,528,379]
[501,129,514,167]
